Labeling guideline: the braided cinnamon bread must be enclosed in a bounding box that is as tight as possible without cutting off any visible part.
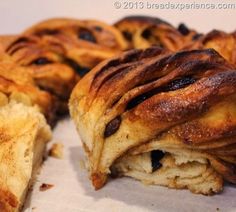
[183,30,236,66]
[23,18,128,63]
[6,35,78,104]
[5,18,128,109]
[70,46,236,195]
[115,16,197,51]
[0,53,57,125]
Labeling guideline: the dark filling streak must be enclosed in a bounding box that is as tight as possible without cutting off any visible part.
[110,51,216,111]
[8,45,28,56]
[92,49,142,82]
[104,116,121,138]
[34,29,59,36]
[30,57,53,65]
[7,37,29,47]
[95,65,135,93]
[122,31,132,41]
[108,54,175,109]
[78,28,96,43]
[166,49,217,64]
[141,46,165,58]
[141,29,151,39]
[151,150,165,172]
[192,33,203,41]
[109,56,170,108]
[91,47,165,91]
[0,76,15,84]
[163,76,196,91]
[93,47,164,82]
[178,23,190,36]
[64,58,90,77]
[94,26,103,32]
[126,76,196,110]
[94,59,121,80]
[6,37,31,54]
[141,29,164,48]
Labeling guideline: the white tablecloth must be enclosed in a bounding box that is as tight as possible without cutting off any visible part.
[23,118,236,212]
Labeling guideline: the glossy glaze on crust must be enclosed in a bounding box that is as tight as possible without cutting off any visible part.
[183,29,236,66]
[114,15,197,51]
[6,35,78,102]
[70,46,236,191]
[4,18,128,108]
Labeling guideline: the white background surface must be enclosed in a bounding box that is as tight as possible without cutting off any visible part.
[0,0,236,211]
[0,0,236,34]
[24,119,236,212]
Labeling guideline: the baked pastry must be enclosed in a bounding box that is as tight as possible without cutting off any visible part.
[0,101,52,211]
[183,30,236,66]
[5,18,128,103]
[69,46,236,195]
[23,18,128,67]
[5,35,78,103]
[0,35,17,51]
[177,23,203,43]
[115,16,192,51]
[0,53,57,125]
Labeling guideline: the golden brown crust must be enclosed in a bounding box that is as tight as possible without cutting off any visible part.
[3,18,128,105]
[5,34,79,102]
[23,18,128,54]
[0,53,57,125]
[70,46,236,193]
[114,16,195,51]
[183,30,236,66]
